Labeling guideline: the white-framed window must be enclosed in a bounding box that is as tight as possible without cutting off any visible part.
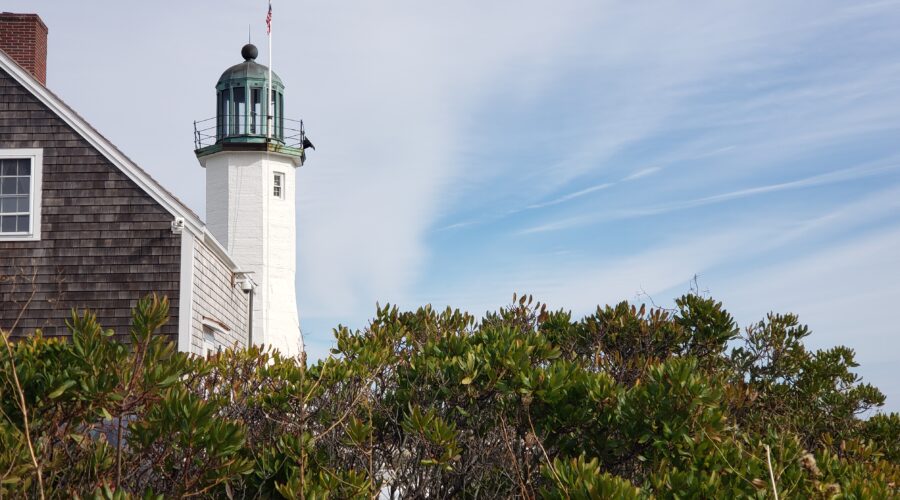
[201,325,220,357]
[273,172,284,199]
[0,149,42,241]
[199,316,230,357]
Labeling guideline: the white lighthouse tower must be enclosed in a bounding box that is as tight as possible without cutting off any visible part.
[194,43,309,357]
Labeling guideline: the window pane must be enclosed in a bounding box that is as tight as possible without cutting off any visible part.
[17,177,30,194]
[0,197,13,213]
[0,196,26,213]
[1,178,14,195]
[0,215,15,232]
[18,160,30,176]
[1,160,14,176]
[16,215,28,232]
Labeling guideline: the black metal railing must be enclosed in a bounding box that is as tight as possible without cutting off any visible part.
[193,116,309,151]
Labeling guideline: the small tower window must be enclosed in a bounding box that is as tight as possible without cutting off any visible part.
[273,172,284,199]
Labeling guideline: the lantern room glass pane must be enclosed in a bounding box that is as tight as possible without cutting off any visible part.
[251,88,261,134]
[232,87,246,135]
[277,92,284,140]
[271,89,277,137]
[217,91,226,140]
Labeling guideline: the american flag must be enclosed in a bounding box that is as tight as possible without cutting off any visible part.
[266,1,272,34]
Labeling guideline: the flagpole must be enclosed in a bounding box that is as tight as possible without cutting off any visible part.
[266,0,273,139]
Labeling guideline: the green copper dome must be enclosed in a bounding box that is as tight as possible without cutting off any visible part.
[216,44,284,92]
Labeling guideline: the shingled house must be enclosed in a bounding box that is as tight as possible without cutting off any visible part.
[0,13,307,356]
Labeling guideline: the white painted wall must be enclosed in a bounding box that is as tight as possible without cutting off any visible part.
[200,150,303,357]
[177,230,195,353]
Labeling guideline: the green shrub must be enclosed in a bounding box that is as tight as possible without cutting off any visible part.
[0,293,896,497]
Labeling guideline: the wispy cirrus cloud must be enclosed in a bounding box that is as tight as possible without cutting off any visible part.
[443,165,664,230]
[622,166,663,182]
[526,182,614,210]
[520,161,900,235]
[525,166,662,210]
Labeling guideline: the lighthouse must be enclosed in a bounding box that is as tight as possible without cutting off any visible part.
[193,43,309,357]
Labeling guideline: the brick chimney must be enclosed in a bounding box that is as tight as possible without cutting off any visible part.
[0,13,48,85]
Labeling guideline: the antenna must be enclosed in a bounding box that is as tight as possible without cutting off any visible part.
[248,24,251,44]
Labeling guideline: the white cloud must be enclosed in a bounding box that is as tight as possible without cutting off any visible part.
[291,1,605,318]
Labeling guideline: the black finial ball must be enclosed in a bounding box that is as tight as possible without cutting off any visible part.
[241,43,259,61]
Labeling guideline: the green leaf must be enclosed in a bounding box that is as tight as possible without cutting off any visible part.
[48,379,76,399]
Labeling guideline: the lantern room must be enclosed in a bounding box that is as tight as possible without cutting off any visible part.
[194,43,311,165]
[215,43,284,142]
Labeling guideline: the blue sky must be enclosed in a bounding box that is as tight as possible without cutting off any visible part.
[11,1,900,411]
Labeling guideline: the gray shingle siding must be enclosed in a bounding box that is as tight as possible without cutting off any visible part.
[191,238,250,352]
